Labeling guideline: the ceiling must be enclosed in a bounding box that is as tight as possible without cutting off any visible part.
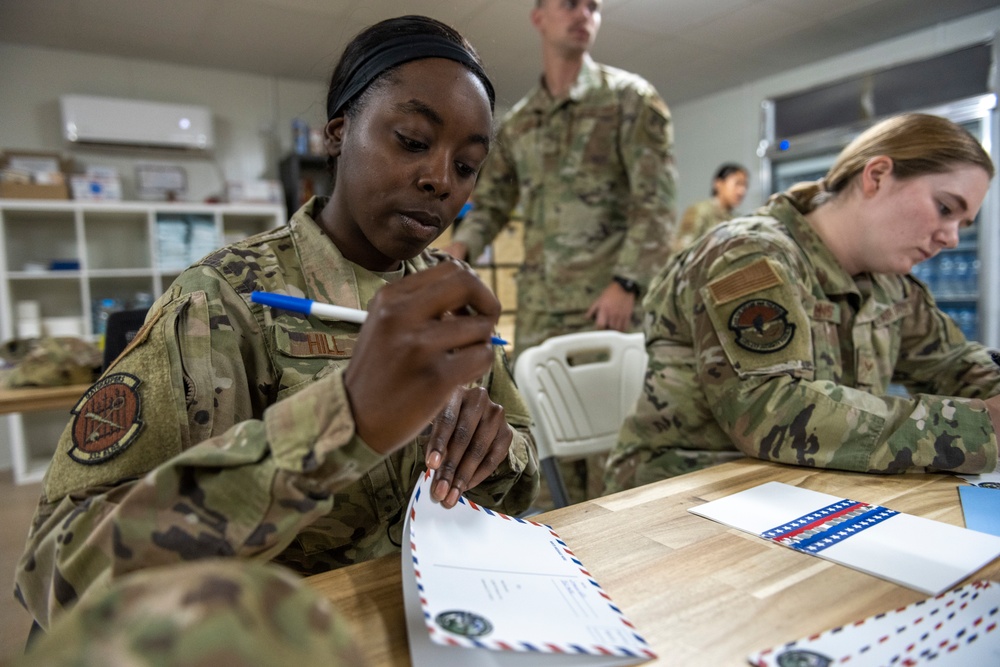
[1,0,996,108]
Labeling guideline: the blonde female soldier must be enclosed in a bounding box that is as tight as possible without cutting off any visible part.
[606,113,1000,492]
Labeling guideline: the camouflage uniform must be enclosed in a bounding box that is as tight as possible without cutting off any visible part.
[13,560,364,667]
[451,55,676,355]
[606,192,1000,492]
[1,337,102,388]
[672,198,733,254]
[15,197,539,629]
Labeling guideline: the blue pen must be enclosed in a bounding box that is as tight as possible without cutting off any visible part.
[250,291,509,346]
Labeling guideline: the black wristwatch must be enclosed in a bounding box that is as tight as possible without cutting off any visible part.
[612,275,641,296]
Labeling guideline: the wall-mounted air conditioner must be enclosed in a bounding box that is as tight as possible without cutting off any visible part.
[60,95,214,150]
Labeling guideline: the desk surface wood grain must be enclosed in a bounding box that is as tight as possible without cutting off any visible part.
[0,384,89,415]
[306,459,999,666]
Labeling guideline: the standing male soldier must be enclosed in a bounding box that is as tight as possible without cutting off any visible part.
[445,0,676,504]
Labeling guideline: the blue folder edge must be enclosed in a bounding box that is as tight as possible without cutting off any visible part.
[958,484,1000,537]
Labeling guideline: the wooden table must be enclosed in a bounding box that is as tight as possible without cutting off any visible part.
[0,384,89,415]
[305,458,1000,666]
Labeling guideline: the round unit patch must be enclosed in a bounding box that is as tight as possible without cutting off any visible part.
[68,372,144,465]
[776,649,832,667]
[434,610,493,638]
[728,299,796,354]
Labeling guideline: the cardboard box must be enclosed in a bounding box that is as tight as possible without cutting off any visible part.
[0,150,72,200]
[0,181,70,199]
[495,266,518,310]
[493,219,525,264]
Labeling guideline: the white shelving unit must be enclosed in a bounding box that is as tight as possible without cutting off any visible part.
[0,199,285,483]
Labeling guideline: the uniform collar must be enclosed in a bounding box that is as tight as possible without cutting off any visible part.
[528,54,601,111]
[767,194,860,297]
[566,55,601,102]
[288,197,431,309]
[710,198,729,217]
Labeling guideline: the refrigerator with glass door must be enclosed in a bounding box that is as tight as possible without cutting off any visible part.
[760,93,999,348]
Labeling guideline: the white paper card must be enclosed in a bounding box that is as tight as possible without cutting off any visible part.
[957,470,1000,488]
[402,472,655,666]
[748,580,1000,666]
[689,481,1000,595]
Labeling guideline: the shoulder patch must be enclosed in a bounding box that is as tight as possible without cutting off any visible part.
[68,373,144,464]
[708,258,783,305]
[729,299,796,353]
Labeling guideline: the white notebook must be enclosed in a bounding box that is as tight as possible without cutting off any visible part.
[689,481,1000,595]
[401,471,655,666]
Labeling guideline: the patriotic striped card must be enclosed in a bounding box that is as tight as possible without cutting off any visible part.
[689,481,1000,595]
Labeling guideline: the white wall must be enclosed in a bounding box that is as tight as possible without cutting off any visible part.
[3,6,997,218]
[0,41,328,203]
[671,7,1000,216]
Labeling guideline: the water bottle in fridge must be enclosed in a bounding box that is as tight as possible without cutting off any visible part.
[953,252,970,297]
[936,254,955,296]
[966,251,980,297]
[911,256,933,290]
[958,308,978,342]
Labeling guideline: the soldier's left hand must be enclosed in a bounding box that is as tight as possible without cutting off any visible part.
[586,282,636,332]
[424,385,513,508]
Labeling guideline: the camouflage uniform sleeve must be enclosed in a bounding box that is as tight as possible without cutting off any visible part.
[16,270,385,629]
[697,247,998,475]
[451,123,520,261]
[612,83,676,288]
[893,278,1000,399]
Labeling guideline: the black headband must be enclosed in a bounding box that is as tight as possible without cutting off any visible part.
[326,35,496,120]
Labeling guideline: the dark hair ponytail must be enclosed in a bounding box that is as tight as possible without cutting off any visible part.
[710,163,747,196]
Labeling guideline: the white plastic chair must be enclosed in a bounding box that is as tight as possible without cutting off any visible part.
[514,330,649,508]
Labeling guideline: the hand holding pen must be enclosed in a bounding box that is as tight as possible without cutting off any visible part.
[254,262,511,507]
[250,292,507,346]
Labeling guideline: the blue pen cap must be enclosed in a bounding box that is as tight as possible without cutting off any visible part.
[250,291,310,314]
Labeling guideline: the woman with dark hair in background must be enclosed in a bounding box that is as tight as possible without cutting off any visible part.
[16,14,539,639]
[672,162,749,253]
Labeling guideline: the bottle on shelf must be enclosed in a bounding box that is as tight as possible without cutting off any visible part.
[956,307,978,341]
[964,251,980,297]
[911,255,935,291]
[132,292,155,310]
[292,119,309,156]
[953,252,970,298]
[92,297,123,349]
[936,253,955,297]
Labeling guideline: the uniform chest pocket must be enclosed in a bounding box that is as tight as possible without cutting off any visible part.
[272,322,357,398]
[859,301,913,388]
[558,106,619,180]
[807,298,842,382]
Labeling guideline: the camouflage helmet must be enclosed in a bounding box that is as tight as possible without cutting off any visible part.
[15,559,366,667]
[3,337,102,388]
